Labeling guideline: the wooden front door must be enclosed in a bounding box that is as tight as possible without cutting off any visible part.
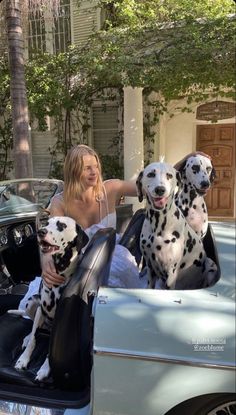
[196,123,235,217]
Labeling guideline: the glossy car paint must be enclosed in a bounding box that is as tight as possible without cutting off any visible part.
[93,288,235,415]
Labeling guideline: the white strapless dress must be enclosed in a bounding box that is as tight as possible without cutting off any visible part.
[19,213,146,310]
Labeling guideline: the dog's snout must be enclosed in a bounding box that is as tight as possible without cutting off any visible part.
[155,186,165,196]
[37,228,47,237]
[200,180,210,189]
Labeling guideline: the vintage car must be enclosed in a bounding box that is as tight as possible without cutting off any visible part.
[0,179,235,415]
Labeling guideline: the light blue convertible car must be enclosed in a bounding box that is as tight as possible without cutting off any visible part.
[0,179,235,415]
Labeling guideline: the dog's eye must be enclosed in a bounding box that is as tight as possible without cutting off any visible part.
[166,173,173,179]
[192,165,200,173]
[147,171,155,178]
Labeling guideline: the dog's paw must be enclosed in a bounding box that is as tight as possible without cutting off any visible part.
[35,357,50,381]
[15,355,29,370]
[35,367,49,382]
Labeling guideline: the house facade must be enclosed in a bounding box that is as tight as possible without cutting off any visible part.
[0,0,235,218]
[123,88,235,217]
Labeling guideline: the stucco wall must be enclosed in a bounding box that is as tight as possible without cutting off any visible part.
[161,110,196,165]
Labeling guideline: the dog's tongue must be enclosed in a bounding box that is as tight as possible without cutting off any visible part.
[153,196,167,208]
[39,240,59,253]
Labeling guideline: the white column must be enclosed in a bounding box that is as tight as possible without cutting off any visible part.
[123,86,144,212]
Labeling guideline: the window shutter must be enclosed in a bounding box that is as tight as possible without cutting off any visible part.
[31,131,57,178]
[92,106,119,155]
[71,0,101,47]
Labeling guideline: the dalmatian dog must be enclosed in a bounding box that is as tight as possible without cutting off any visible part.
[8,216,88,381]
[136,161,217,290]
[176,154,216,238]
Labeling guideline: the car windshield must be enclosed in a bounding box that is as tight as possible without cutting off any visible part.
[0,179,63,216]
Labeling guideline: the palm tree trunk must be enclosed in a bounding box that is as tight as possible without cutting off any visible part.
[6,0,33,178]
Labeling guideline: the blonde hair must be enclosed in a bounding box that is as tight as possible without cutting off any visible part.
[63,144,103,206]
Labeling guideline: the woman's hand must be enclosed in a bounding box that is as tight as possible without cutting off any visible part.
[41,254,65,287]
[174,151,211,171]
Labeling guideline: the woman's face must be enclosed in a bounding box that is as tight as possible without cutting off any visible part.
[80,154,99,188]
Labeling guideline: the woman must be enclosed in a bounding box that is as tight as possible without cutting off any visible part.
[42,144,142,288]
[18,143,145,314]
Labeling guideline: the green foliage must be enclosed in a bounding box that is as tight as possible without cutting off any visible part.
[99,0,235,27]
[48,159,64,180]
[100,154,124,180]
[25,50,95,170]
[86,16,235,99]
[25,4,235,172]
[0,117,13,180]
[25,5,236,116]
[0,56,13,180]
[26,51,78,131]
[95,0,235,103]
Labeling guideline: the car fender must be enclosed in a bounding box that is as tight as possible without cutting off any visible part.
[92,287,235,415]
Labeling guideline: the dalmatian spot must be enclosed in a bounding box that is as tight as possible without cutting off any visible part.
[183,208,189,217]
[172,231,180,239]
[161,216,167,231]
[174,209,180,219]
[166,173,173,180]
[194,259,202,267]
[192,165,200,174]
[56,220,68,232]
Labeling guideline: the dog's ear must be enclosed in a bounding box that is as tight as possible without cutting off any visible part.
[175,170,183,194]
[210,166,216,184]
[136,171,144,202]
[76,224,89,251]
[176,160,187,177]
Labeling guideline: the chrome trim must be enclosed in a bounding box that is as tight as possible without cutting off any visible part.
[94,347,235,371]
